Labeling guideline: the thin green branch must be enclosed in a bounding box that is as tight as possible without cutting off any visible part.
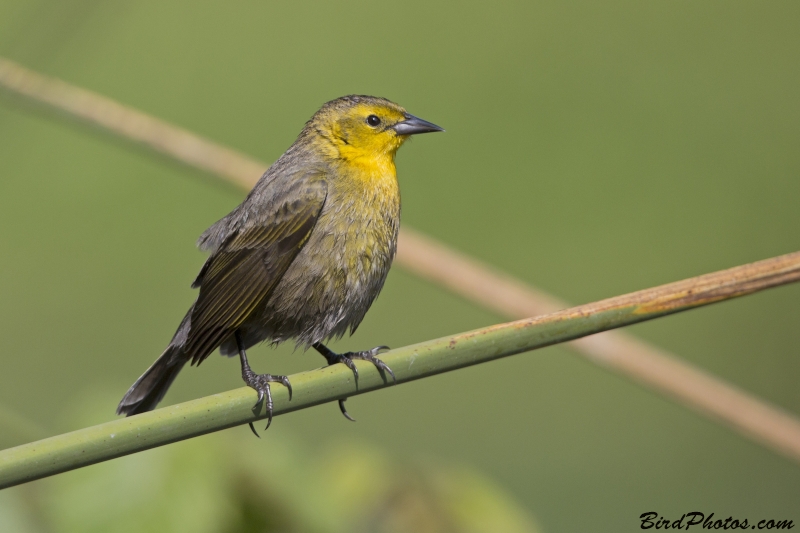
[5,56,800,465]
[1,251,799,490]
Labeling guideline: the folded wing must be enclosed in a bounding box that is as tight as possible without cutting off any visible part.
[185,173,327,365]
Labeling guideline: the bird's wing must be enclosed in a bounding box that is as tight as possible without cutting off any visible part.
[184,173,327,365]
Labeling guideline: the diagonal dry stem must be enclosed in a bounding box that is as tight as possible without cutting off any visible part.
[2,56,800,465]
[1,250,799,489]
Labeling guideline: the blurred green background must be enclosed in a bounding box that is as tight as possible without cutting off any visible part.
[1,0,799,531]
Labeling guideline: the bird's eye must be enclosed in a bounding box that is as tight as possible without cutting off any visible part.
[367,115,381,127]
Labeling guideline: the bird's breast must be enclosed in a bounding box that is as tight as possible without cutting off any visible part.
[260,165,400,345]
[322,164,401,280]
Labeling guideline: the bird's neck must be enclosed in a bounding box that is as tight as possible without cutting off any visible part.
[330,152,400,208]
[338,148,397,181]
[305,128,401,188]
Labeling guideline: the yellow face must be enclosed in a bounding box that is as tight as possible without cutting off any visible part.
[305,95,443,174]
[321,102,410,161]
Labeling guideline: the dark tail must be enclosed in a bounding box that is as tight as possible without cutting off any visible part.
[116,345,187,416]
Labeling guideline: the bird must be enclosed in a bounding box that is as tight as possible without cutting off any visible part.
[116,95,443,433]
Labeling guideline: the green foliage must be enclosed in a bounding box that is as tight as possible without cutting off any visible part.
[2,396,539,533]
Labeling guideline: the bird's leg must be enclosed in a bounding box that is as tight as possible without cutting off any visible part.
[237,331,292,435]
[313,343,396,384]
[312,342,396,421]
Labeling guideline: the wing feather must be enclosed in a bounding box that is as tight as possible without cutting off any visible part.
[184,173,327,365]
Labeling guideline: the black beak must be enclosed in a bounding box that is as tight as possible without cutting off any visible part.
[392,113,445,136]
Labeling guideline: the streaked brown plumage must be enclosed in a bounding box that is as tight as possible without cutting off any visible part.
[117,95,443,427]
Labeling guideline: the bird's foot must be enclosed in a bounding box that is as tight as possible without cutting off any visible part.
[242,368,292,435]
[347,346,397,384]
[315,344,396,385]
[235,331,292,436]
[312,343,396,422]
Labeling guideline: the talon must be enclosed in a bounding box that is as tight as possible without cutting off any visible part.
[236,334,291,432]
[346,358,359,383]
[350,346,396,385]
[255,386,265,409]
[339,355,359,383]
[283,377,293,401]
[339,399,356,422]
[313,343,394,385]
[248,422,260,438]
[313,343,395,422]
[379,361,397,384]
[264,380,274,428]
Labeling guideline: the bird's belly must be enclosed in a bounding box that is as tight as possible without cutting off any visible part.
[254,201,399,347]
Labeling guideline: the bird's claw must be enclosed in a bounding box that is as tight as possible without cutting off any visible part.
[340,356,359,381]
[313,343,395,422]
[242,369,291,436]
[349,346,396,384]
[321,345,394,386]
[339,399,356,422]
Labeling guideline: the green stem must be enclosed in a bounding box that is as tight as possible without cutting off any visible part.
[1,251,799,490]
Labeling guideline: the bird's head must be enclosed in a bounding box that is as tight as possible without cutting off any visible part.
[304,95,443,165]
